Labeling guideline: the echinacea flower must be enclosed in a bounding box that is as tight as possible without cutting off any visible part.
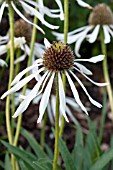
[14,89,81,125]
[0,19,46,64]
[1,39,108,123]
[0,0,64,33]
[53,3,113,57]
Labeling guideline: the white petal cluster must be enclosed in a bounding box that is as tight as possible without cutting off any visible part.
[0,35,45,64]
[53,24,113,57]
[1,39,108,123]
[0,0,64,34]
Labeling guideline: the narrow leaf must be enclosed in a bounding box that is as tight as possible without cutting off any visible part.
[59,137,77,170]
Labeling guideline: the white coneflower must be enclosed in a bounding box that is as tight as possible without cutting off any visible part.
[53,3,113,57]
[1,39,108,123]
[0,0,64,33]
[0,19,46,64]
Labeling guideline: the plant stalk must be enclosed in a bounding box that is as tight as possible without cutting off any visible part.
[13,1,38,146]
[59,0,69,137]
[100,30,113,119]
[7,2,15,170]
[53,73,59,170]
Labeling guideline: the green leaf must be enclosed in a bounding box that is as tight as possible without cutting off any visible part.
[34,158,62,170]
[19,160,34,170]
[86,120,101,163]
[89,148,113,170]
[99,92,107,144]
[72,124,83,170]
[1,140,37,169]
[5,153,12,170]
[45,144,54,160]
[59,137,77,170]
[20,127,47,158]
[33,158,52,170]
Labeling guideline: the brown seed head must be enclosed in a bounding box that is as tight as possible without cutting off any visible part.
[14,19,32,43]
[43,42,74,72]
[88,4,113,25]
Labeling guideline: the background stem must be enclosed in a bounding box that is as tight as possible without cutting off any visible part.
[13,1,38,147]
[7,2,15,170]
[100,30,113,119]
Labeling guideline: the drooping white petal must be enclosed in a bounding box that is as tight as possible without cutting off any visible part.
[11,1,45,34]
[106,25,113,37]
[74,62,92,75]
[1,74,34,99]
[74,67,109,86]
[20,1,59,30]
[0,2,6,22]
[12,71,49,118]
[69,26,89,36]
[0,45,7,55]
[47,101,54,124]
[14,54,27,64]
[51,95,56,117]
[24,44,30,56]
[32,94,42,104]
[75,55,104,63]
[65,71,88,115]
[58,72,69,122]
[0,59,7,67]
[55,0,64,20]
[38,71,51,94]
[1,67,44,99]
[70,70,102,108]
[11,64,42,86]
[76,0,93,9]
[52,26,88,41]
[66,97,80,111]
[87,25,100,43]
[25,0,62,19]
[74,26,93,57]
[38,72,55,123]
[103,25,111,44]
[74,35,86,57]
[44,38,51,49]
[66,106,79,125]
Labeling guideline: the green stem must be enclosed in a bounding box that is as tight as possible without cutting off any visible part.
[13,2,38,147]
[12,50,21,136]
[100,30,113,118]
[6,2,14,145]
[53,74,59,170]
[40,111,47,149]
[7,2,15,170]
[64,0,68,44]
[59,0,69,137]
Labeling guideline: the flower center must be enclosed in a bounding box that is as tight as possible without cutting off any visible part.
[14,19,32,43]
[43,42,74,71]
[88,4,113,25]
